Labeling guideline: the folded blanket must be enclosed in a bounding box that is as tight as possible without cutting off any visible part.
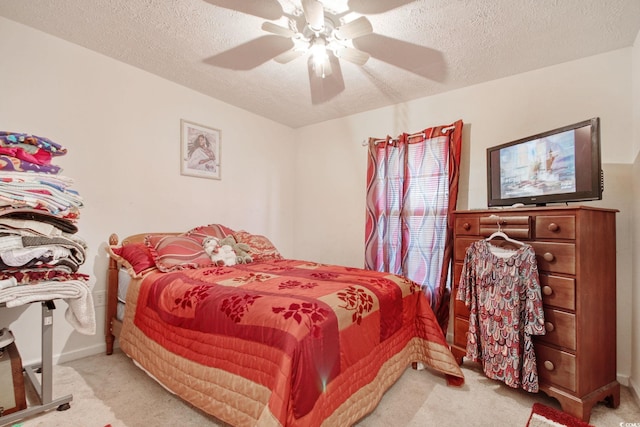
[0,178,83,214]
[0,218,64,237]
[0,270,90,285]
[0,207,78,233]
[0,146,53,166]
[0,280,95,335]
[0,155,62,174]
[22,234,87,263]
[0,171,74,188]
[0,132,67,156]
[0,234,87,273]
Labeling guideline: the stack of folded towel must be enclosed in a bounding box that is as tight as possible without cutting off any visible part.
[0,131,94,335]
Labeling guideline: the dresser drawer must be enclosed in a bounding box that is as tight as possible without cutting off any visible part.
[540,274,575,311]
[479,215,531,240]
[455,216,479,236]
[535,309,576,350]
[535,215,576,240]
[454,298,470,318]
[454,237,481,262]
[530,242,576,275]
[536,344,577,392]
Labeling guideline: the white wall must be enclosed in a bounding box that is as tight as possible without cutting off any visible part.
[294,49,636,387]
[0,17,296,364]
[631,28,640,400]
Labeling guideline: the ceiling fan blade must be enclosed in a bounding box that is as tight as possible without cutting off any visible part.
[204,36,294,70]
[274,49,306,64]
[301,0,325,32]
[308,54,345,105]
[261,22,295,37]
[333,16,373,40]
[202,0,283,20]
[353,34,447,81]
[347,0,415,14]
[334,46,370,66]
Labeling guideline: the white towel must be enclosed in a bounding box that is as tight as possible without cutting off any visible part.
[0,280,96,335]
[0,277,17,290]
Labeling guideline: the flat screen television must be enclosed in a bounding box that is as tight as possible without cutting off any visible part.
[487,117,603,207]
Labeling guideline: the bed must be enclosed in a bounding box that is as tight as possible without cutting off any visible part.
[104,226,464,426]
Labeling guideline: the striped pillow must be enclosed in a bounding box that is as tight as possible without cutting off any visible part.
[184,224,235,244]
[233,231,283,263]
[145,234,214,272]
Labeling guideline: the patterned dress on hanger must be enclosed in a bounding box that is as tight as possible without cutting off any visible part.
[457,240,546,392]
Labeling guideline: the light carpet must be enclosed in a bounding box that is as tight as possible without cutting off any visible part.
[8,349,640,427]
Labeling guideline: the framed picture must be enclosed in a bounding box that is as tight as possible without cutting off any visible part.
[180,119,221,180]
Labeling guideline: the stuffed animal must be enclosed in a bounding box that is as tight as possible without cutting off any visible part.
[218,235,253,264]
[203,237,237,266]
[202,236,219,257]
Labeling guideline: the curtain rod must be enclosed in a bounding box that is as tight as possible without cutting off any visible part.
[361,125,456,146]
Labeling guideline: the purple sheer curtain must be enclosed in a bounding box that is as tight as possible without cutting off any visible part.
[364,120,463,332]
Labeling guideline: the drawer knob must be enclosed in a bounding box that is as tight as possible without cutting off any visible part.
[543,252,555,262]
[547,223,559,232]
[543,360,555,371]
[462,222,471,231]
[545,322,555,332]
[542,286,553,296]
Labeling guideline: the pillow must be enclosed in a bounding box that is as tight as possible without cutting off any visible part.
[106,243,156,278]
[184,224,235,244]
[145,234,215,272]
[233,230,283,263]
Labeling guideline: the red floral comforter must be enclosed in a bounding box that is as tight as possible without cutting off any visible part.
[126,259,464,426]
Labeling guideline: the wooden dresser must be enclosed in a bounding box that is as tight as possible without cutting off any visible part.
[451,206,619,421]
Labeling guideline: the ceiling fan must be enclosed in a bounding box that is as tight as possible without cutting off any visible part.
[261,0,373,79]
[204,0,434,104]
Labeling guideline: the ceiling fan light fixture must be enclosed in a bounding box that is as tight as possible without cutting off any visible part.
[310,55,332,79]
[309,38,331,78]
[310,38,327,60]
[258,2,373,80]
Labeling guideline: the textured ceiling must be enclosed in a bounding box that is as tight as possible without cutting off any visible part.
[1,0,639,128]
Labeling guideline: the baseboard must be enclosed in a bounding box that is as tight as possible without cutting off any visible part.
[628,377,640,409]
[21,343,105,367]
[617,373,630,387]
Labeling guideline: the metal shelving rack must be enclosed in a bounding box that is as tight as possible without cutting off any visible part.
[0,300,73,426]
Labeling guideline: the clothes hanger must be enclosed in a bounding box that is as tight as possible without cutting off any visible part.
[485,215,525,247]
